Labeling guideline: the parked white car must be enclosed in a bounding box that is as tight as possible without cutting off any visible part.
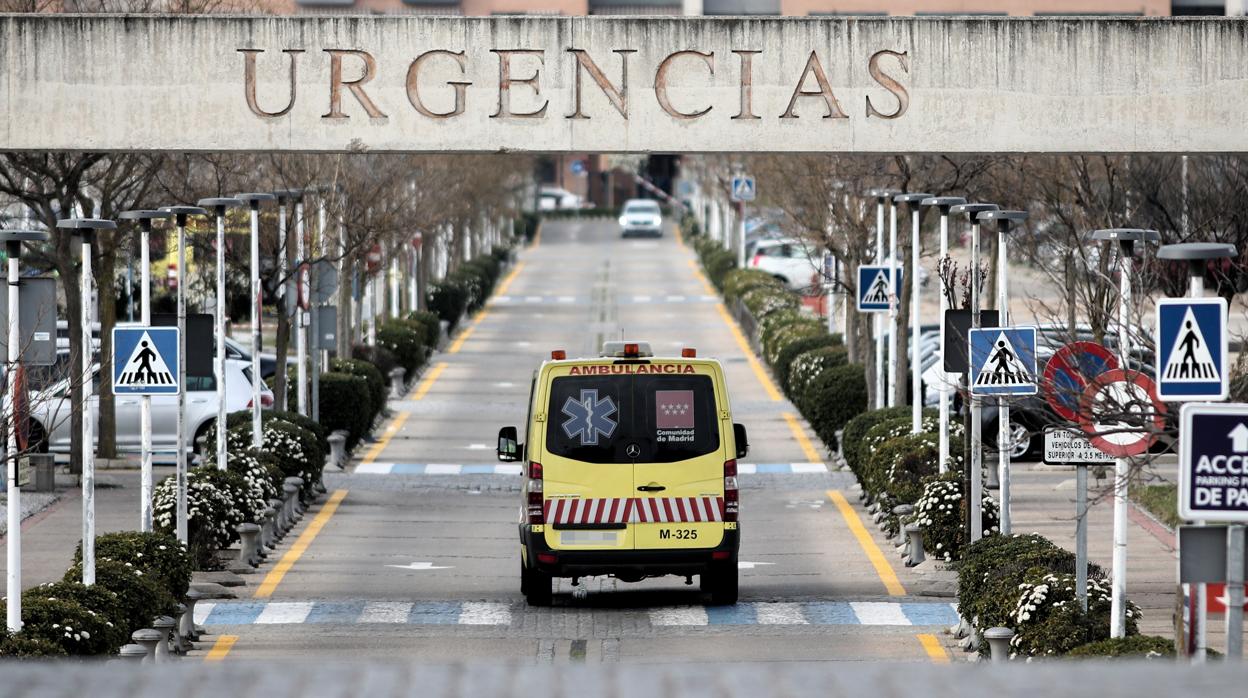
[27,357,272,463]
[618,199,663,238]
[748,238,819,292]
[538,186,585,211]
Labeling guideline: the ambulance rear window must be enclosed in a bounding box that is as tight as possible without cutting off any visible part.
[545,374,719,464]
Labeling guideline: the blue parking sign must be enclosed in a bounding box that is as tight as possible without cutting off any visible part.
[1156,297,1227,401]
[856,264,902,313]
[112,326,180,395]
[969,326,1038,396]
[1179,402,1248,522]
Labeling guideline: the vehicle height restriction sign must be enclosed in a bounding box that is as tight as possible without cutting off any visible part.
[1179,402,1248,522]
[112,326,180,395]
[1155,297,1228,401]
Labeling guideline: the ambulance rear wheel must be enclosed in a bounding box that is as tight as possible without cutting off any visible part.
[523,563,552,607]
[705,563,738,605]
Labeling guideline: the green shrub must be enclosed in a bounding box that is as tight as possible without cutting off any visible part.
[72,531,192,600]
[761,319,827,368]
[13,598,120,656]
[789,346,849,408]
[1067,635,1175,658]
[21,581,127,645]
[331,357,386,423]
[773,334,842,395]
[153,468,246,569]
[0,633,67,657]
[722,269,781,303]
[741,286,799,320]
[353,343,399,378]
[377,321,426,379]
[702,248,737,289]
[428,280,469,330]
[842,407,911,475]
[220,420,321,493]
[318,371,372,449]
[799,363,867,453]
[221,410,328,465]
[852,413,940,484]
[405,310,442,348]
[956,533,1102,634]
[1009,572,1138,658]
[908,472,1000,563]
[63,558,176,637]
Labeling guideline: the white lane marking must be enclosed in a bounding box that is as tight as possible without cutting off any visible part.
[496,464,523,475]
[495,382,515,388]
[650,606,710,626]
[386,562,453,570]
[355,462,394,474]
[737,463,757,474]
[755,603,808,625]
[466,444,490,450]
[737,561,776,569]
[255,601,314,625]
[524,295,542,303]
[850,602,911,626]
[359,601,413,623]
[791,462,829,473]
[633,295,652,303]
[666,295,686,302]
[193,602,216,625]
[424,464,462,475]
[556,296,575,303]
[458,602,512,625]
[493,296,512,303]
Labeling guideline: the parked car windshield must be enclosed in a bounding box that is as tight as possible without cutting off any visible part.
[545,373,719,464]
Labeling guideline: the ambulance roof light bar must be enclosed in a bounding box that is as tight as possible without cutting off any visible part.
[601,341,654,358]
[550,349,567,360]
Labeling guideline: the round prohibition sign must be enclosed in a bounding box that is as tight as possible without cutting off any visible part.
[1043,341,1119,422]
[1077,369,1167,458]
[296,262,311,311]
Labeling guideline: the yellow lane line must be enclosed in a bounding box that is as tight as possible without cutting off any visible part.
[410,362,447,401]
[782,412,823,463]
[674,225,683,245]
[917,634,950,663]
[254,489,348,599]
[532,223,541,249]
[360,411,410,464]
[448,263,524,355]
[687,259,717,296]
[715,302,781,402]
[826,490,906,597]
[495,261,525,297]
[204,635,237,662]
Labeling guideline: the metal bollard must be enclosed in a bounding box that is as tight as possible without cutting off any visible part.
[905,523,926,566]
[282,483,299,529]
[984,627,1015,662]
[181,590,203,641]
[152,616,176,662]
[132,628,162,663]
[171,604,188,654]
[259,506,276,551]
[119,643,148,661]
[388,367,407,400]
[237,523,261,567]
[328,432,347,470]
[287,476,307,514]
[986,459,1000,490]
[268,498,287,539]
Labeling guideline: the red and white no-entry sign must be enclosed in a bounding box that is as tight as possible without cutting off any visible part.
[1077,369,1167,458]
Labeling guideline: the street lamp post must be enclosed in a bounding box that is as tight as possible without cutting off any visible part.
[197,198,243,472]
[3,229,50,632]
[272,191,296,413]
[949,203,998,543]
[922,197,967,473]
[1156,241,1236,655]
[867,189,899,410]
[895,193,932,433]
[159,206,207,544]
[887,194,903,408]
[976,210,1029,536]
[236,193,276,451]
[293,191,308,417]
[118,210,173,532]
[56,217,117,586]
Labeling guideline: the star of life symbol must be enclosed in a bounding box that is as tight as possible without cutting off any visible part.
[561,389,618,446]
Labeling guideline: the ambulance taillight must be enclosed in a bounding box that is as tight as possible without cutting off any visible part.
[681,347,697,358]
[723,459,739,522]
[527,462,544,524]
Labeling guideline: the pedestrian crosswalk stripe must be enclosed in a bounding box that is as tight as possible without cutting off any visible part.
[353,462,828,476]
[1162,306,1219,381]
[195,600,957,627]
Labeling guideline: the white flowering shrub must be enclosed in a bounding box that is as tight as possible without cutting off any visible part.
[11,597,120,655]
[211,420,319,493]
[153,468,245,569]
[1008,572,1139,658]
[909,473,1000,562]
[63,558,178,638]
[787,345,847,400]
[73,531,193,600]
[209,446,282,524]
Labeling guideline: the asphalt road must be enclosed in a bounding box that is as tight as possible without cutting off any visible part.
[202,219,949,664]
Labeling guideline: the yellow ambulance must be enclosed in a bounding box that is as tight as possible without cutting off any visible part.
[497,341,748,606]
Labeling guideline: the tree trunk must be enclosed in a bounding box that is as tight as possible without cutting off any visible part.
[895,243,912,408]
[95,230,119,459]
[337,250,353,359]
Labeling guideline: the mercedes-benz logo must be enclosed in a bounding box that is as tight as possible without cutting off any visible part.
[626,443,641,459]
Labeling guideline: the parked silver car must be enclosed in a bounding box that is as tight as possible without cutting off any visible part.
[26,357,272,464]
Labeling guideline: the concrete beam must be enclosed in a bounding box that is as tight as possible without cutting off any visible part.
[1,15,1245,154]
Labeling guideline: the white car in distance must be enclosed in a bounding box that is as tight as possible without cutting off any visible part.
[748,238,820,292]
[619,199,663,238]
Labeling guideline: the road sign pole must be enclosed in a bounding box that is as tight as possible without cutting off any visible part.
[888,197,899,408]
[1077,463,1089,612]
[295,198,308,417]
[898,195,933,433]
[239,194,275,451]
[997,221,1012,535]
[969,214,983,542]
[874,196,886,409]
[1227,524,1245,659]
[924,197,966,474]
[198,199,242,473]
[1109,240,1135,638]
[736,201,746,270]
[312,193,328,423]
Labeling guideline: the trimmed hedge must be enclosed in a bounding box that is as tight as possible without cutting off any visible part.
[722,269,782,303]
[63,558,177,638]
[800,364,868,453]
[789,346,850,409]
[841,407,911,475]
[72,531,192,600]
[908,472,999,563]
[377,321,426,379]
[153,467,246,569]
[331,357,386,424]
[406,310,442,348]
[353,343,398,378]
[318,371,372,449]
[775,335,843,397]
[1067,635,1174,658]
[12,597,121,656]
[21,581,128,652]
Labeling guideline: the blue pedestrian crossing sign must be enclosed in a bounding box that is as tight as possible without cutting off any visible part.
[969,326,1038,396]
[730,176,756,202]
[856,264,903,312]
[1155,297,1228,401]
[112,326,180,395]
